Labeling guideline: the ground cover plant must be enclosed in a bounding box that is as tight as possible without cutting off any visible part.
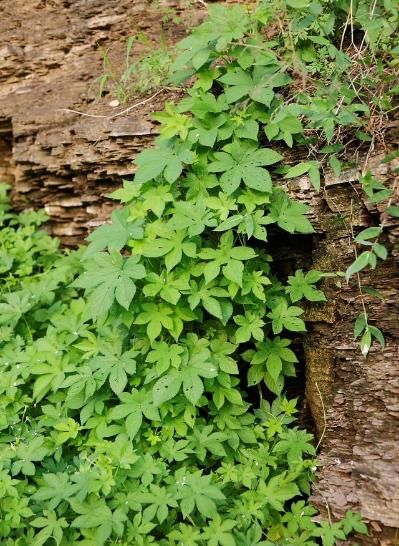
[1,0,398,544]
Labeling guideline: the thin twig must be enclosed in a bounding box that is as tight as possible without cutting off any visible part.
[339,3,351,50]
[322,495,333,525]
[60,89,165,120]
[315,381,327,452]
[358,0,378,54]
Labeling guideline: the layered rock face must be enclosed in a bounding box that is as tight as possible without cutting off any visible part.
[1,1,398,544]
[0,0,199,244]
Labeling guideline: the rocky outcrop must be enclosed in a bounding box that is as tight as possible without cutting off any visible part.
[0,0,197,243]
[1,1,398,544]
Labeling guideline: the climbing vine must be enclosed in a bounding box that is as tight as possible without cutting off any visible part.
[1,0,398,544]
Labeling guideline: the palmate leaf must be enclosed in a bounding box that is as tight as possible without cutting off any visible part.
[138,227,197,272]
[341,511,368,535]
[84,208,143,258]
[144,270,190,305]
[249,337,298,384]
[177,470,225,519]
[188,280,231,323]
[198,231,257,287]
[135,302,198,344]
[267,298,306,334]
[32,473,78,510]
[89,350,137,395]
[70,499,127,545]
[134,140,195,184]
[172,3,250,71]
[234,311,265,343]
[110,389,160,439]
[169,200,217,237]
[153,345,217,406]
[73,252,146,319]
[1,2,377,543]
[209,140,282,194]
[314,522,347,546]
[201,515,236,546]
[219,65,289,106]
[257,473,300,511]
[267,189,314,234]
[179,92,227,123]
[31,511,68,546]
[153,102,193,140]
[286,269,326,303]
[273,428,315,466]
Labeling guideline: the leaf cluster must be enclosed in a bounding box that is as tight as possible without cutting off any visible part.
[1,0,390,541]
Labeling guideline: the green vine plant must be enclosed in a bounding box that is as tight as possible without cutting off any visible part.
[1,0,398,544]
[345,159,399,356]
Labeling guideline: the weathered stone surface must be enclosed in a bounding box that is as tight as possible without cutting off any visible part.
[0,1,398,544]
[0,0,197,244]
[307,164,399,541]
